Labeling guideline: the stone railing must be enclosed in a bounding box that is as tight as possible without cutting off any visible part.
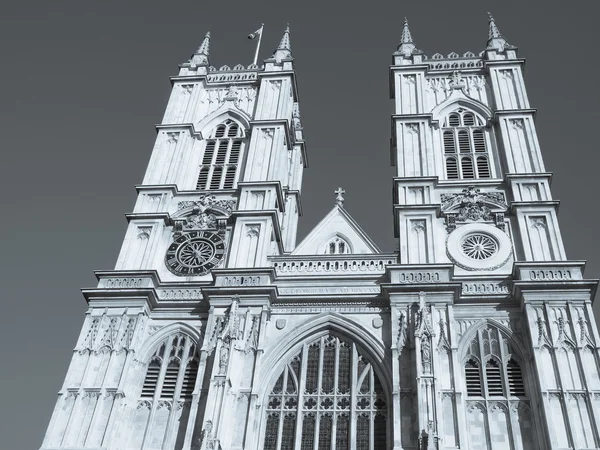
[270,255,397,277]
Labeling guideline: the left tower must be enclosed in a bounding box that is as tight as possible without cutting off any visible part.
[40,27,306,450]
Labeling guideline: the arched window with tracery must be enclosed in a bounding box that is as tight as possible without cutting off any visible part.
[127,333,199,450]
[263,334,387,450]
[323,236,351,255]
[462,325,534,450]
[197,119,245,190]
[442,108,494,180]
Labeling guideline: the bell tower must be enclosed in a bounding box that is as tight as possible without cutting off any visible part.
[387,15,600,449]
[40,26,307,450]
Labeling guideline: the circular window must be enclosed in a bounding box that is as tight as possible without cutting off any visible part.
[460,233,498,260]
[446,224,512,271]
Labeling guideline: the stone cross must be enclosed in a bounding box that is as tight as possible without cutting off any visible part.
[334,187,345,206]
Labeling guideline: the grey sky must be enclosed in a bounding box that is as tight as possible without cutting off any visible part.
[1,1,598,448]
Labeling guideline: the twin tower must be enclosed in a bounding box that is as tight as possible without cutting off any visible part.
[41,17,600,450]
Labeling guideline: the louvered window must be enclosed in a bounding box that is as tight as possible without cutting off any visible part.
[465,359,483,396]
[442,108,493,179]
[139,334,199,401]
[463,326,532,449]
[196,119,245,190]
[263,334,387,450]
[507,359,526,397]
[486,359,504,396]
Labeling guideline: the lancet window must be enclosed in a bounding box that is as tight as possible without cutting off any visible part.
[462,325,533,450]
[196,120,245,190]
[127,334,199,450]
[442,109,493,180]
[263,334,387,450]
[323,236,351,255]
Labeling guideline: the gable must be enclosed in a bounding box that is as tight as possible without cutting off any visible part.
[293,205,381,255]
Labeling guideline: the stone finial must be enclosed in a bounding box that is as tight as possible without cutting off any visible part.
[191,31,211,66]
[334,187,345,207]
[396,18,417,57]
[486,13,510,51]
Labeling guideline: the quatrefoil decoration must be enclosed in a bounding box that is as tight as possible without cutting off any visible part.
[337,398,350,409]
[285,398,298,409]
[304,398,317,409]
[321,398,334,409]
[268,398,281,409]
[357,398,370,409]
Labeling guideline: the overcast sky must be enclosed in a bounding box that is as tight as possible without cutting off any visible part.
[1,1,599,448]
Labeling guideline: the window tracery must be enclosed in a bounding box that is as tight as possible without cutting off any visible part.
[197,119,245,190]
[263,334,387,450]
[463,325,533,449]
[140,333,199,401]
[442,108,493,180]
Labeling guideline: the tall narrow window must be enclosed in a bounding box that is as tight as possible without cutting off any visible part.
[463,324,532,450]
[132,333,199,450]
[442,108,493,180]
[196,119,245,190]
[139,334,199,401]
[322,236,351,254]
[264,334,387,450]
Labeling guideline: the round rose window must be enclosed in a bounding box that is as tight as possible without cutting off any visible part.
[446,224,512,271]
[460,233,498,260]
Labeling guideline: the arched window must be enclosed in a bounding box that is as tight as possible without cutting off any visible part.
[442,108,493,180]
[129,333,199,450]
[196,120,245,190]
[140,334,199,400]
[323,236,351,255]
[462,325,533,450]
[263,334,387,450]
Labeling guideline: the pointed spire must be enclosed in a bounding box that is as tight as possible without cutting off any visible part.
[486,13,509,51]
[191,31,210,66]
[271,24,292,61]
[396,18,417,57]
[278,24,291,51]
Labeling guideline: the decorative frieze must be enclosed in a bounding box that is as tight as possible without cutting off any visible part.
[278,286,380,295]
[461,282,510,295]
[157,289,202,300]
[272,257,395,276]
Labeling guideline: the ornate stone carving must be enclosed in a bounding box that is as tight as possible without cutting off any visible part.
[372,318,383,329]
[218,340,230,375]
[275,319,286,330]
[397,308,408,352]
[441,186,507,230]
[437,318,450,350]
[177,195,236,216]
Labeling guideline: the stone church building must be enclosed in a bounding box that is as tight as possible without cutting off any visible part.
[41,16,600,450]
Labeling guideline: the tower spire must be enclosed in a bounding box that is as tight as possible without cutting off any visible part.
[486,13,509,51]
[191,31,210,66]
[396,18,417,57]
[271,24,292,61]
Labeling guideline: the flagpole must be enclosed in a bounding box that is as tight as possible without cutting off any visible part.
[252,23,264,66]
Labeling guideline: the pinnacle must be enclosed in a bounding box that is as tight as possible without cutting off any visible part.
[486,12,510,51]
[271,24,292,61]
[400,18,414,44]
[190,31,210,66]
[197,31,211,56]
[278,24,291,51]
[396,17,417,57]
[487,12,501,40]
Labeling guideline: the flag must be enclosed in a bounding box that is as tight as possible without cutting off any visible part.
[248,25,263,40]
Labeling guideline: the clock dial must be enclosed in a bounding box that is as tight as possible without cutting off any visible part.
[165,231,225,276]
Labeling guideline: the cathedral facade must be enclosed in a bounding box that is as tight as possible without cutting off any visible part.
[41,17,600,450]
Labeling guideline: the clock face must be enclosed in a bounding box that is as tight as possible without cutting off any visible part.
[165,231,225,276]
